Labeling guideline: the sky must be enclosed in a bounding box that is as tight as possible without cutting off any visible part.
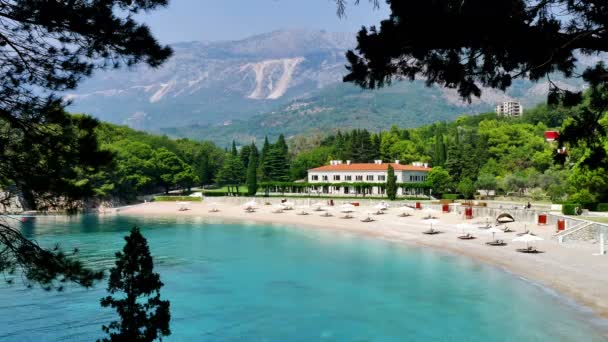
[137,0,390,43]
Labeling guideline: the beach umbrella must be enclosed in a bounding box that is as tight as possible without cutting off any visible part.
[486,227,503,241]
[340,204,356,213]
[456,223,476,234]
[423,207,439,215]
[320,207,333,217]
[375,203,388,210]
[512,234,543,249]
[312,202,326,211]
[283,201,295,209]
[400,206,416,212]
[208,202,222,212]
[297,205,310,214]
[243,200,257,207]
[421,218,440,230]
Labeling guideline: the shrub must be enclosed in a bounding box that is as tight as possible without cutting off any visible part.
[442,194,461,200]
[528,187,547,201]
[562,203,581,215]
[597,203,608,212]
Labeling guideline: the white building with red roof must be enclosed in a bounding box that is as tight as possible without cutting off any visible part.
[307,160,432,196]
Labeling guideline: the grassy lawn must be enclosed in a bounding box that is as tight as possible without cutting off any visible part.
[203,186,248,193]
[154,196,202,202]
[580,216,608,224]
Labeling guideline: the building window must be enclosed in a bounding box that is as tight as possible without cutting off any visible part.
[333,175,341,181]
[356,175,363,181]
[409,175,414,182]
[345,175,352,181]
[378,175,386,181]
[311,175,319,181]
[322,175,328,181]
[366,175,374,181]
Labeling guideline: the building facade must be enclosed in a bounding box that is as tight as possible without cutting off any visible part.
[495,101,523,117]
[307,160,432,196]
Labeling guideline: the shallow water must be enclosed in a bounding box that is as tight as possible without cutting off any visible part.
[0,215,606,341]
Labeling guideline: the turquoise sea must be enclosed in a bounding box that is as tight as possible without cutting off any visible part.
[0,215,606,341]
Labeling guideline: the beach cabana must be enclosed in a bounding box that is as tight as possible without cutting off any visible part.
[496,213,515,223]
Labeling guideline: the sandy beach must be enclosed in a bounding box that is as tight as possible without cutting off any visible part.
[117,200,608,321]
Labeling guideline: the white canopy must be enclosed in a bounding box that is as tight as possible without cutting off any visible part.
[400,206,416,212]
[513,234,543,243]
[312,202,326,207]
[422,218,440,226]
[243,200,257,207]
[340,204,356,212]
[486,227,504,235]
[374,203,388,210]
[423,207,439,214]
[456,223,476,233]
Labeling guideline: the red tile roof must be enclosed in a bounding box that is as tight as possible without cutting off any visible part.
[308,163,432,172]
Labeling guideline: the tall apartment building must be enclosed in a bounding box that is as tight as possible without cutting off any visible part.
[495,101,523,117]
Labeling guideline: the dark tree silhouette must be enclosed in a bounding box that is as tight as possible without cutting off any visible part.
[341,0,608,167]
[0,0,172,289]
[386,164,397,200]
[100,227,170,342]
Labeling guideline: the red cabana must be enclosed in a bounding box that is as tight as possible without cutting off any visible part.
[544,131,559,142]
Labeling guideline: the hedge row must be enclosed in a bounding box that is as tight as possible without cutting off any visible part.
[442,194,462,200]
[597,203,608,212]
[154,196,203,202]
[562,203,581,215]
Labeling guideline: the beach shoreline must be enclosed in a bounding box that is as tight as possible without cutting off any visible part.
[117,200,608,325]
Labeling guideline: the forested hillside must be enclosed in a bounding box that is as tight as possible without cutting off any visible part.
[32,96,605,207]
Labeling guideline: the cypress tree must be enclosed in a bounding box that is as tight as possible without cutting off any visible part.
[246,150,258,196]
[275,134,289,157]
[386,164,397,200]
[239,144,251,168]
[231,140,238,157]
[259,137,271,181]
[100,227,170,342]
[434,131,446,166]
[263,147,289,181]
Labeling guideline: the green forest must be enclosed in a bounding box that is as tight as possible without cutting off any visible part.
[5,97,608,209]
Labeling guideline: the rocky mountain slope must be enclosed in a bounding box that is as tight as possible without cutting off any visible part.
[66,29,590,143]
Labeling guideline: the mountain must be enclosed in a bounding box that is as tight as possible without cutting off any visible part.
[66,30,355,130]
[66,29,590,144]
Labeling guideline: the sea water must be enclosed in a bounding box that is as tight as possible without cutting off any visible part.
[0,214,605,341]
